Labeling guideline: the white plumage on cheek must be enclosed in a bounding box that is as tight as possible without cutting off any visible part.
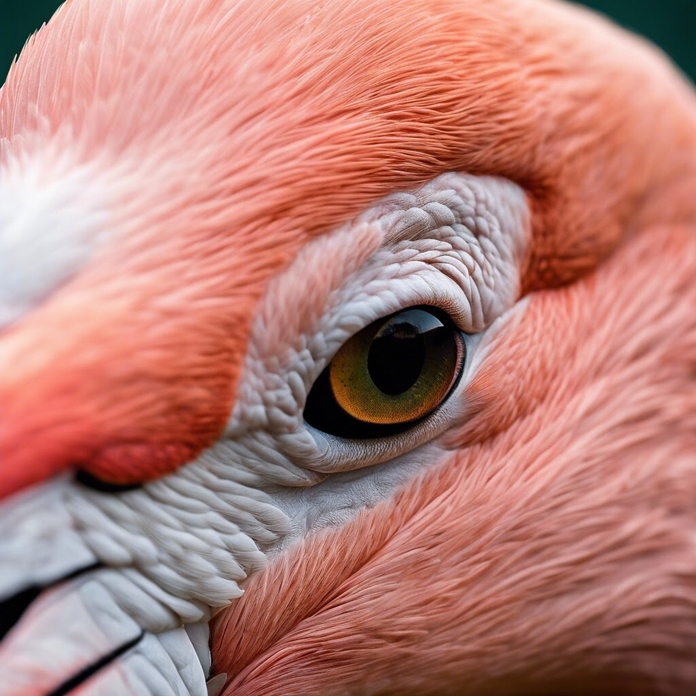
[0,151,110,329]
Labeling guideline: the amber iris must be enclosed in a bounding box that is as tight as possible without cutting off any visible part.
[304,307,465,438]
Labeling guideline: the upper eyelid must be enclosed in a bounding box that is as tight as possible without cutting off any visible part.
[246,220,513,376]
[323,242,489,335]
[237,172,528,397]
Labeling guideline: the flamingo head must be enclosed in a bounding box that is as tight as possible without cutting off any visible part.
[1,0,695,694]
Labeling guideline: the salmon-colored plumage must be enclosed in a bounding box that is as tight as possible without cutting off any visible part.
[0,0,694,694]
[214,226,696,694]
[1,0,694,493]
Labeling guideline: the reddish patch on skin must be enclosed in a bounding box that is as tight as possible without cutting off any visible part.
[0,0,695,495]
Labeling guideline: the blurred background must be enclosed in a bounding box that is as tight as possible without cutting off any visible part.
[1,0,695,83]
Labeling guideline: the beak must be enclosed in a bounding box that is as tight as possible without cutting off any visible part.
[0,436,291,696]
[0,475,219,695]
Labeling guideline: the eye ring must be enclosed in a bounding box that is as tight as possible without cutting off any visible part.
[304,306,466,439]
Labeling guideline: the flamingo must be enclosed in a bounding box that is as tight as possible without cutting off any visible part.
[0,0,695,694]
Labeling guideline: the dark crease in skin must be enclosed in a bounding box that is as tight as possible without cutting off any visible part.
[48,633,144,696]
[0,562,102,642]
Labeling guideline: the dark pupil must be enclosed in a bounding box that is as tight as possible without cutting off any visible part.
[368,320,426,395]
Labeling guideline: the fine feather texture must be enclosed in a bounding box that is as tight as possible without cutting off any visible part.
[1,0,696,491]
[0,0,694,692]
[212,225,696,695]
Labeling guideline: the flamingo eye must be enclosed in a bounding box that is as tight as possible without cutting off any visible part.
[304,307,466,439]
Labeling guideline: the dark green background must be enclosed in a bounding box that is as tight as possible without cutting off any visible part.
[1,1,695,83]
